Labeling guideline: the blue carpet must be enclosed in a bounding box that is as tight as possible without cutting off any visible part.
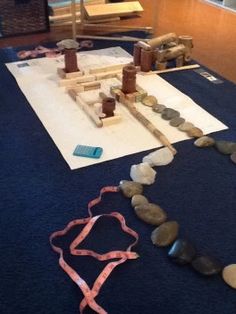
[1,35,236,314]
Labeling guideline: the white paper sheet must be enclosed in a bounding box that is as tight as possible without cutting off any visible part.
[6,47,227,170]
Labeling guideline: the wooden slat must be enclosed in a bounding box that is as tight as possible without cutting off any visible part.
[84,1,143,20]
[50,0,105,16]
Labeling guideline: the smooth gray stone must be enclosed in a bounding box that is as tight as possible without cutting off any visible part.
[191,256,222,275]
[161,108,180,120]
[168,239,196,265]
[135,203,167,226]
[151,221,179,247]
[142,95,158,107]
[194,136,215,147]
[169,117,185,127]
[230,152,236,164]
[152,104,166,113]
[57,39,79,49]
[215,140,236,155]
[178,122,194,131]
[119,180,143,198]
[187,127,204,138]
[131,194,149,208]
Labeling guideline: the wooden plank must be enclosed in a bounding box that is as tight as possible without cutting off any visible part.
[51,0,105,16]
[59,74,96,87]
[49,12,81,22]
[50,17,120,26]
[89,63,129,74]
[84,1,143,20]
[143,64,200,75]
[76,94,103,127]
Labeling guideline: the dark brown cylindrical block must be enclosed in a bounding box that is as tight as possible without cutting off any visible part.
[133,44,142,66]
[122,65,137,94]
[102,97,116,117]
[64,48,79,73]
[140,49,153,72]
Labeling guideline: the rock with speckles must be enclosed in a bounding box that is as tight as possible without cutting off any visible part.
[170,117,185,127]
[191,256,222,275]
[135,203,167,225]
[142,95,158,107]
[178,122,195,132]
[151,221,179,247]
[194,136,215,147]
[131,194,149,207]
[152,104,166,113]
[187,127,204,138]
[161,108,180,120]
[119,180,143,198]
[215,140,236,155]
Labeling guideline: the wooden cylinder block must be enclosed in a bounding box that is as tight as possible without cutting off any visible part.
[122,65,137,94]
[64,48,79,73]
[133,44,142,66]
[178,35,193,61]
[102,97,116,117]
[140,49,153,72]
[147,33,177,49]
[156,44,186,63]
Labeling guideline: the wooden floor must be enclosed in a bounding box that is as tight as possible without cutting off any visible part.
[0,0,236,83]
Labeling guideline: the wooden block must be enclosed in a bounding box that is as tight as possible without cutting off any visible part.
[84,1,143,20]
[58,68,84,79]
[57,68,66,78]
[68,88,78,101]
[89,63,129,75]
[59,74,96,87]
[79,81,101,91]
[51,0,105,16]
[95,69,122,80]
[76,94,103,127]
[102,115,122,126]
[49,12,81,22]
[125,93,136,103]
[66,85,84,93]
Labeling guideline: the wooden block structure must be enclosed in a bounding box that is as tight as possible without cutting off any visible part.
[58,61,176,154]
[133,33,194,72]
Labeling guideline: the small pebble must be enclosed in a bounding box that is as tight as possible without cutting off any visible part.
[194,136,215,147]
[222,264,236,289]
[191,255,222,275]
[119,180,143,198]
[161,108,180,120]
[152,104,166,113]
[142,95,158,107]
[143,147,174,167]
[168,239,196,265]
[215,140,236,155]
[131,194,149,208]
[178,122,195,132]
[230,152,236,164]
[187,127,204,138]
[57,39,79,49]
[151,221,179,247]
[130,162,156,185]
[169,117,185,127]
[135,203,167,226]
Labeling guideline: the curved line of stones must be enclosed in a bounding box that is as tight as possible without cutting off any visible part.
[119,98,236,289]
